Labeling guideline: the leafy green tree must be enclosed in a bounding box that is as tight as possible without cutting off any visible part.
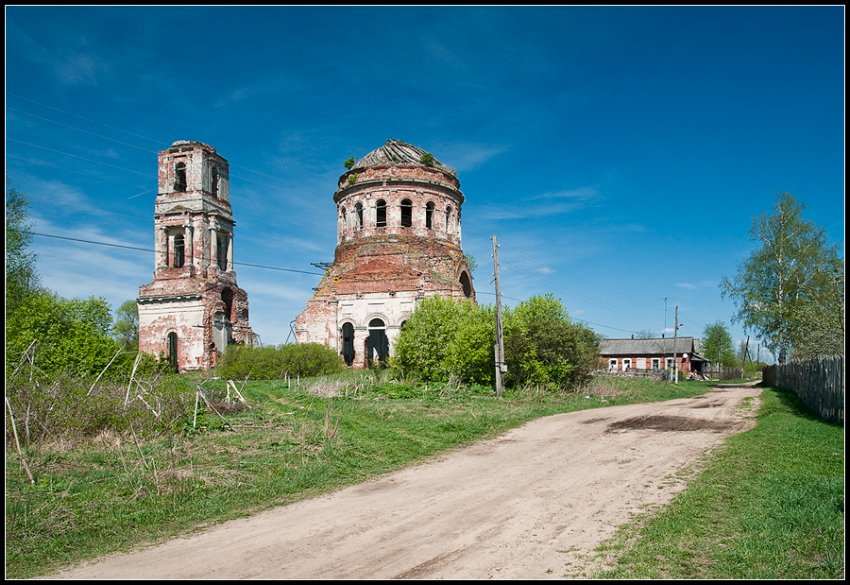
[503,294,600,391]
[701,322,738,367]
[720,192,843,363]
[113,299,140,351]
[788,260,844,359]
[6,181,41,315]
[444,303,495,386]
[393,295,478,383]
[395,294,599,391]
[6,291,124,378]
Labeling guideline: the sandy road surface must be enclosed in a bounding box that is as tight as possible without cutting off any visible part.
[48,384,761,580]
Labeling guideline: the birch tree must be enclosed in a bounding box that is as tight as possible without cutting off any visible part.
[720,192,843,363]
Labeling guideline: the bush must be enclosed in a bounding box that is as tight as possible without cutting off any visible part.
[5,371,195,445]
[503,295,600,391]
[216,345,285,380]
[216,343,343,380]
[394,296,487,383]
[280,342,344,377]
[5,291,166,382]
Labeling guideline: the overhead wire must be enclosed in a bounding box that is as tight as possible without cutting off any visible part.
[9,95,651,336]
[25,231,327,276]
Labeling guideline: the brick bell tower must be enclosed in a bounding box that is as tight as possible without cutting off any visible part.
[295,139,475,368]
[138,140,254,372]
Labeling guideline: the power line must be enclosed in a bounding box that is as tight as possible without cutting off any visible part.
[7,138,154,177]
[25,227,642,334]
[8,97,289,190]
[7,92,166,145]
[24,230,327,276]
[8,107,160,154]
[474,291,641,335]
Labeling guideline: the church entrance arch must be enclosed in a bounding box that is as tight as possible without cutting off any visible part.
[366,318,389,367]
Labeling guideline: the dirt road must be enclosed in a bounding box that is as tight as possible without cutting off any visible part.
[48,384,761,580]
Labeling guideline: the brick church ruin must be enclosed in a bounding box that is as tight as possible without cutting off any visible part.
[138,140,255,372]
[295,139,476,367]
[137,138,474,371]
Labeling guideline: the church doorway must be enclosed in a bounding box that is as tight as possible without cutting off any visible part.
[366,318,389,367]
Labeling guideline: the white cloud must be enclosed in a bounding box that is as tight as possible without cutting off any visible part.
[26,178,110,218]
[430,142,508,172]
[476,186,600,221]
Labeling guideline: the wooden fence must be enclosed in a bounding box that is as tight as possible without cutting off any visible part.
[763,356,844,425]
[701,366,744,381]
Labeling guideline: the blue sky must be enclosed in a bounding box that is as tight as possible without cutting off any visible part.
[6,6,845,362]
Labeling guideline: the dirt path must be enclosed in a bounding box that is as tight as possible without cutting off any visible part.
[48,384,762,580]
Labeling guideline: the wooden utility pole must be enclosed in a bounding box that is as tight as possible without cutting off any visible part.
[492,235,505,397]
[673,305,679,384]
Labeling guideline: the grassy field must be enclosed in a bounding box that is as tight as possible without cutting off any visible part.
[5,373,707,579]
[591,384,844,580]
[5,373,842,579]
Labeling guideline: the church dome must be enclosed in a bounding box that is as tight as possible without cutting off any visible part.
[353,139,455,176]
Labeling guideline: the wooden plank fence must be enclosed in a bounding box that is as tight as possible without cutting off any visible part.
[701,366,744,381]
[763,356,844,425]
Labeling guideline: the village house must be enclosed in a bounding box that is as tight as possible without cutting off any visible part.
[598,336,708,378]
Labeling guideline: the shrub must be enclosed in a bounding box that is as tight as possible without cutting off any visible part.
[503,295,600,391]
[4,291,159,381]
[216,345,286,380]
[394,296,473,383]
[216,343,343,380]
[344,157,355,170]
[5,370,195,445]
[280,342,344,377]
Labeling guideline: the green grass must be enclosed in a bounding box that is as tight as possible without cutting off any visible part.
[5,372,707,579]
[592,384,844,580]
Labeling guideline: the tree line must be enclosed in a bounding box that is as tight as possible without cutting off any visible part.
[6,182,155,382]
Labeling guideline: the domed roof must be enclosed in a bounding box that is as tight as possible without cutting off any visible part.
[354,139,455,175]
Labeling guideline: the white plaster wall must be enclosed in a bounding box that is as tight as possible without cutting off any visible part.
[138,298,207,369]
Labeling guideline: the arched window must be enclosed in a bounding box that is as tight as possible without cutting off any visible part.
[341,322,355,366]
[340,206,347,231]
[425,202,435,229]
[221,288,234,322]
[174,162,187,192]
[459,271,472,298]
[401,198,413,228]
[217,234,228,271]
[167,332,178,372]
[376,199,387,228]
[355,202,364,230]
[211,165,219,197]
[445,205,453,233]
[174,234,185,268]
